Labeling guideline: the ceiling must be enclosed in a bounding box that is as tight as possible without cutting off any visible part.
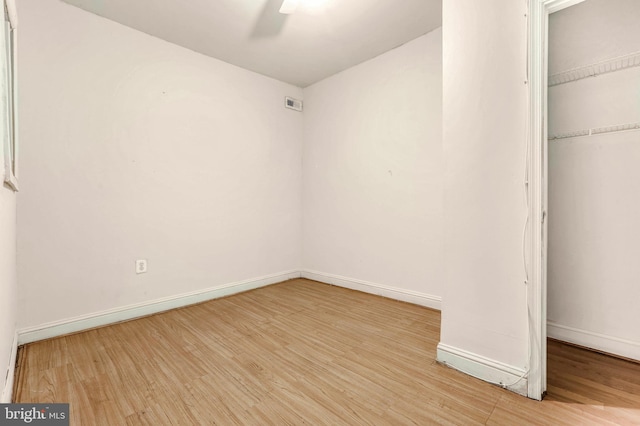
[61,0,442,88]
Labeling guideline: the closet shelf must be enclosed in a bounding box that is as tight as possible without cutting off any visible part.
[549,122,640,141]
[549,51,640,87]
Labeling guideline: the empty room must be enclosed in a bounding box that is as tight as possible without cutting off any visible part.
[1,0,639,424]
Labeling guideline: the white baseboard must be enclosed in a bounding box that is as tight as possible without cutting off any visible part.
[17,271,301,345]
[17,270,441,345]
[548,321,640,361]
[436,343,528,397]
[1,331,18,403]
[301,270,441,311]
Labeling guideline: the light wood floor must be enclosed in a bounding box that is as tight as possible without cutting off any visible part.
[13,279,640,425]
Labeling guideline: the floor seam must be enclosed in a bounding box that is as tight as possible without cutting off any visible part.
[484,395,501,425]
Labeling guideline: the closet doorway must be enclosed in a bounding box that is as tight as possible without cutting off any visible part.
[546,0,640,378]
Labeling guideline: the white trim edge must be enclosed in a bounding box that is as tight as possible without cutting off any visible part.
[548,322,640,361]
[1,331,18,403]
[436,343,528,397]
[17,271,301,345]
[546,0,586,14]
[528,0,587,401]
[301,270,441,311]
[4,0,18,29]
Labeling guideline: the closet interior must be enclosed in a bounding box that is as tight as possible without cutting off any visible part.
[547,0,640,362]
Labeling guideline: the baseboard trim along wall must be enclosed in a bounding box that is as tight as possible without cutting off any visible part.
[548,321,640,361]
[1,331,18,403]
[301,270,442,311]
[436,343,528,397]
[17,271,302,345]
[18,270,441,345]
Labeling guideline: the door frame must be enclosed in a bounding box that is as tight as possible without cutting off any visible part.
[527,0,586,400]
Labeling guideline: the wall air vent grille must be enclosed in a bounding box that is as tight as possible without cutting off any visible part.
[285,96,303,112]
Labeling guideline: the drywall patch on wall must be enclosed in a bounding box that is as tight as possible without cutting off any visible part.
[301,28,444,301]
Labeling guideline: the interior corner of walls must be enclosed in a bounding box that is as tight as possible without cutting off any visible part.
[301,270,442,311]
[17,271,301,345]
[1,331,18,403]
[436,343,528,397]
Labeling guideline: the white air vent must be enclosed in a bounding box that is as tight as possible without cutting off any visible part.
[285,96,303,112]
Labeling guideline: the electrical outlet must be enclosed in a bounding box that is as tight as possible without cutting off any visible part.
[136,259,148,274]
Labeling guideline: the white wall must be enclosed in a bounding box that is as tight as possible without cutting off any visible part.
[438,0,529,392]
[17,0,303,331]
[0,5,17,401]
[549,0,640,75]
[548,0,640,360]
[301,29,443,306]
[0,187,16,401]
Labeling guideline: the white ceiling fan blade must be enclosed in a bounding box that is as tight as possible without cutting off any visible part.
[279,0,299,14]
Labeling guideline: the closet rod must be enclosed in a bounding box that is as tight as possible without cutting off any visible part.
[549,122,640,141]
[549,51,640,87]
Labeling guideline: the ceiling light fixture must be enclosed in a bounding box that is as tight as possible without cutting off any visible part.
[279,0,299,14]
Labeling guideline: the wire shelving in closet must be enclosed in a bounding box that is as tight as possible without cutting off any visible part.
[548,50,640,141]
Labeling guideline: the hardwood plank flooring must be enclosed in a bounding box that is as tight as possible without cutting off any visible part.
[13,279,640,425]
